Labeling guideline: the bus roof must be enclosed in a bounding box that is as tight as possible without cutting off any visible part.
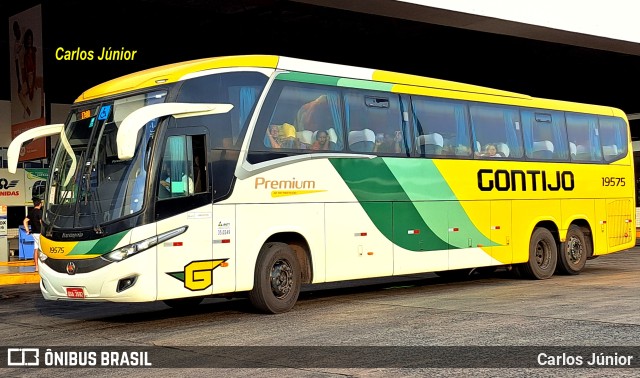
[76,54,528,103]
[74,54,626,118]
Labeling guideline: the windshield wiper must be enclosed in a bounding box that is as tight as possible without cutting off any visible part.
[44,182,74,238]
[85,136,106,235]
[83,162,104,235]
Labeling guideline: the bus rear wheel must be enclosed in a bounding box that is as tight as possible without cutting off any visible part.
[556,225,588,275]
[520,227,557,280]
[249,242,301,314]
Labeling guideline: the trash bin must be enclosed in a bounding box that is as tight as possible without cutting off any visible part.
[18,226,34,260]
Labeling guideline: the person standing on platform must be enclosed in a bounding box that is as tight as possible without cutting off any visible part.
[23,197,43,272]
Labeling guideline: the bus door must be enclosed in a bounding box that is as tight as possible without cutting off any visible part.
[155,130,218,300]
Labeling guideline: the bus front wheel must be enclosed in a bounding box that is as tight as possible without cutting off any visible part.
[520,227,557,280]
[249,242,301,314]
[556,225,588,275]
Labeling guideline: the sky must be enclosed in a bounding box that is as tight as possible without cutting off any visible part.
[405,0,640,43]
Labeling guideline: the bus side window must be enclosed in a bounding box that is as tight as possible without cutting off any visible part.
[566,113,601,162]
[411,97,471,157]
[470,103,523,159]
[158,135,206,199]
[599,115,628,162]
[346,90,403,154]
[255,82,344,152]
[522,110,568,161]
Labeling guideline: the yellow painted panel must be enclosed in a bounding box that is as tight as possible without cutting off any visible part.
[511,199,561,264]
[76,55,279,102]
[490,200,512,264]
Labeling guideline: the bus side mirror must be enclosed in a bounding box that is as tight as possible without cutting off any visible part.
[7,124,64,173]
[116,102,234,160]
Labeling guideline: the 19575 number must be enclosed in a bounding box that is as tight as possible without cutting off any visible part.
[602,177,626,186]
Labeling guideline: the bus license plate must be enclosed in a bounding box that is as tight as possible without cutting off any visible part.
[66,288,85,299]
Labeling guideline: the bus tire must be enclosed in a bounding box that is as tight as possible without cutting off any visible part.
[556,224,588,275]
[249,242,301,314]
[520,227,557,280]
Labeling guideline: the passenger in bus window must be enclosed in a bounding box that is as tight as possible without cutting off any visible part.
[266,124,283,148]
[159,163,171,191]
[311,130,333,150]
[181,169,194,195]
[193,155,203,192]
[267,123,299,149]
[479,143,503,157]
[374,131,402,153]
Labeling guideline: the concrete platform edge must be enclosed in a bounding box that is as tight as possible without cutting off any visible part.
[0,272,40,285]
[0,261,40,285]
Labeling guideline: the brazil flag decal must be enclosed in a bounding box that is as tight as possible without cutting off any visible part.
[330,157,497,252]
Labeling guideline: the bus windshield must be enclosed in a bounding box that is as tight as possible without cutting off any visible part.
[45,91,167,231]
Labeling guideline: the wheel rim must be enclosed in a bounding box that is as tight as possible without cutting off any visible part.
[270,258,293,299]
[535,239,552,269]
[565,236,583,265]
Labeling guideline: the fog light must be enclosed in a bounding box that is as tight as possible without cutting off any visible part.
[117,276,138,292]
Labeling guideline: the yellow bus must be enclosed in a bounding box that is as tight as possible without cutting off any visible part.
[8,55,635,313]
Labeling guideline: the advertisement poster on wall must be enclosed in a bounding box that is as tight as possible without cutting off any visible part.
[24,168,48,204]
[0,168,25,206]
[9,4,46,161]
[0,168,48,206]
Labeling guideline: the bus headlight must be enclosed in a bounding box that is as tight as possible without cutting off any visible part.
[105,244,144,262]
[103,226,188,262]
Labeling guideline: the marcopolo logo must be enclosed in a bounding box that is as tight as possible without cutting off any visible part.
[62,232,84,238]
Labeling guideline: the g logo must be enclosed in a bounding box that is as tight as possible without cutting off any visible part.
[166,259,227,291]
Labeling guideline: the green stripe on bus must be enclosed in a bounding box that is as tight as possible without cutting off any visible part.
[330,158,451,251]
[67,230,129,256]
[276,72,340,86]
[276,73,392,91]
[337,78,393,91]
[385,158,498,248]
[330,158,498,251]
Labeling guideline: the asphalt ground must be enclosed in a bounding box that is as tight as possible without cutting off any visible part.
[1,246,640,376]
